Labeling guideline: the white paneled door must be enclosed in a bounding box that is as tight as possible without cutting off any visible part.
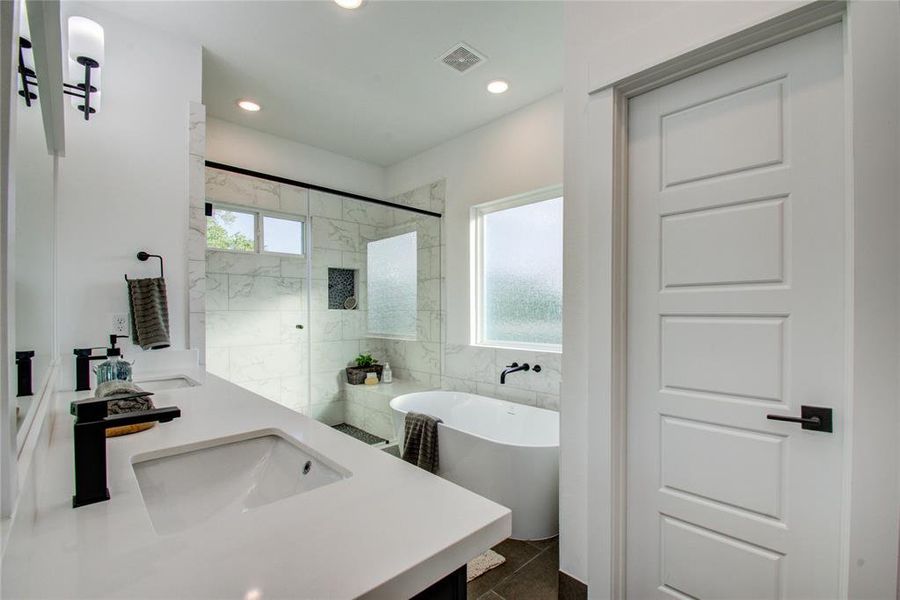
[626,24,845,599]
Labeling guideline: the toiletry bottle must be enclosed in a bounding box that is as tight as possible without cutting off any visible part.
[365,372,378,385]
[382,362,392,383]
[94,335,133,385]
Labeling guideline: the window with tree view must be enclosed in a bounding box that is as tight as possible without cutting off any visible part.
[476,191,563,350]
[207,206,256,252]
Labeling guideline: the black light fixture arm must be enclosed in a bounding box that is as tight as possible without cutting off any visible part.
[17,37,37,107]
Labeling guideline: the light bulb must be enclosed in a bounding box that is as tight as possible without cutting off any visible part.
[68,16,104,67]
[487,80,509,94]
[237,99,262,112]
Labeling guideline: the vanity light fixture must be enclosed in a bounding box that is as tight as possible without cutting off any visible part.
[237,99,262,112]
[65,16,104,121]
[334,0,365,9]
[17,14,104,121]
[487,80,509,94]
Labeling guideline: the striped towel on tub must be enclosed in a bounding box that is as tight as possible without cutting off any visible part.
[402,412,442,473]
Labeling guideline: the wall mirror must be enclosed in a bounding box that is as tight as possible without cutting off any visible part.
[13,1,59,454]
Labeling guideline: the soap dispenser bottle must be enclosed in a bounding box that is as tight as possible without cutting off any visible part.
[93,335,133,385]
[382,362,392,384]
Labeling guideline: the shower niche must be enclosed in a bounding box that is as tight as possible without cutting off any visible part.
[327,268,357,310]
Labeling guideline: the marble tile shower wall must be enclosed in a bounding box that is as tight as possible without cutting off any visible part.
[203,167,435,424]
[443,345,561,410]
[204,166,315,416]
[205,250,308,414]
[305,190,395,424]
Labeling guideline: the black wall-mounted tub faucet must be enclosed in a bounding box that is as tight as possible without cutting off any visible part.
[70,391,180,508]
[500,362,542,384]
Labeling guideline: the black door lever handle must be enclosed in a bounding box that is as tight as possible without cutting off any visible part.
[767,405,833,433]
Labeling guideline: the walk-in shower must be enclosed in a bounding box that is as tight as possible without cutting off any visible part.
[203,163,444,446]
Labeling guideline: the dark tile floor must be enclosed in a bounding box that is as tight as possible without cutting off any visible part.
[467,537,559,600]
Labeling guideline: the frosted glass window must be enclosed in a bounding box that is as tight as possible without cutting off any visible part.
[207,207,255,252]
[263,215,303,255]
[367,232,417,338]
[479,195,562,349]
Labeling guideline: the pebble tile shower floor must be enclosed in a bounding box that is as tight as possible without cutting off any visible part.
[332,423,388,445]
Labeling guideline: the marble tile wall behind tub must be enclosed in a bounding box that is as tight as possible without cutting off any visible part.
[443,344,561,410]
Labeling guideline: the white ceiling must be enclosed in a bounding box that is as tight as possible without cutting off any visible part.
[96,1,563,166]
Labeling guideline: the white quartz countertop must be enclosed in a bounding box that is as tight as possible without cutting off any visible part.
[1,374,511,599]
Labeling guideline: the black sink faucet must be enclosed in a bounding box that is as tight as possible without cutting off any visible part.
[70,391,180,508]
[74,335,128,391]
[500,362,541,384]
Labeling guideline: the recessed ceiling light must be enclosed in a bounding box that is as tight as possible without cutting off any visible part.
[487,80,509,94]
[334,0,364,9]
[237,99,261,112]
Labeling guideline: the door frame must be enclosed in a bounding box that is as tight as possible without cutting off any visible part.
[584,1,900,597]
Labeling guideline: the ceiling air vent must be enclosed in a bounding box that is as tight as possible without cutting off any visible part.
[439,43,486,74]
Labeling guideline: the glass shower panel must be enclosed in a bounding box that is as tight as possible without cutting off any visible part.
[204,168,310,417]
[206,167,443,448]
[307,193,441,445]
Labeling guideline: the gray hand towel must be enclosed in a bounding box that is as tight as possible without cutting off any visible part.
[402,412,442,473]
[95,380,153,414]
[127,277,171,350]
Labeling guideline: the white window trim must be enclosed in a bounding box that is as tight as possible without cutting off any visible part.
[470,185,564,353]
[207,202,306,258]
[260,211,306,258]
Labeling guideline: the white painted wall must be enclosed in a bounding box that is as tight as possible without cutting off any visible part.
[385,92,563,347]
[56,2,201,388]
[566,1,900,595]
[206,118,385,200]
[564,0,814,589]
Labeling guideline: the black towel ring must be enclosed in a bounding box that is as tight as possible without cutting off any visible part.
[125,251,164,281]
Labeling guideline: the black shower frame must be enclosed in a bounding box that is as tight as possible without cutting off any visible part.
[205,161,442,219]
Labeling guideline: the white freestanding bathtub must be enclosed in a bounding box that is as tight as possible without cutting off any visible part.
[390,391,559,540]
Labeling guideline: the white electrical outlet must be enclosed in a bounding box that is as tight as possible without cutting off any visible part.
[110,313,129,336]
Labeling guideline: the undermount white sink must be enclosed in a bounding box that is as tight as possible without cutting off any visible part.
[134,375,199,392]
[132,431,350,535]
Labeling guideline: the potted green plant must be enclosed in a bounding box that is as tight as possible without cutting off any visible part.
[345,353,384,385]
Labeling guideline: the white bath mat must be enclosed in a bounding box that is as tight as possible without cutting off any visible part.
[466,549,506,582]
